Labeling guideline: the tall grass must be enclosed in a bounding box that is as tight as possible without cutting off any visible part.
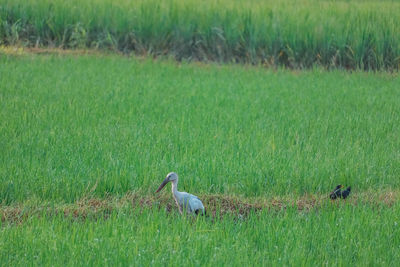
[1,54,399,203]
[1,0,400,70]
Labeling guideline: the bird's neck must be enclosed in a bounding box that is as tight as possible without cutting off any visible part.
[171,179,179,195]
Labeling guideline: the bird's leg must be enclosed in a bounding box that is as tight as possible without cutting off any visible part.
[174,198,183,214]
[177,205,183,215]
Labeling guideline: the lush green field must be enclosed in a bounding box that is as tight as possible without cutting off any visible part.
[1,54,399,203]
[0,203,399,266]
[1,53,399,265]
[1,0,400,70]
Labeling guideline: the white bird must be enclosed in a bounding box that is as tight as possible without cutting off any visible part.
[155,172,206,215]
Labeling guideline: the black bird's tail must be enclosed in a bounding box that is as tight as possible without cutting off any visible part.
[341,186,351,199]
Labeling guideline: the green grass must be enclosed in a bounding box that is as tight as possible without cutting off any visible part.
[1,204,400,266]
[0,54,399,203]
[1,52,399,266]
[1,0,400,70]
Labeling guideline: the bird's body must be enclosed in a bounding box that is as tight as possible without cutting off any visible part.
[329,184,352,200]
[340,186,351,199]
[156,172,205,215]
[330,185,343,200]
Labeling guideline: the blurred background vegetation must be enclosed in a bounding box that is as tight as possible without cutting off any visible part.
[1,0,399,70]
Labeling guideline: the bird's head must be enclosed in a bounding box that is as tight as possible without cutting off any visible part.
[155,172,178,193]
[334,184,344,190]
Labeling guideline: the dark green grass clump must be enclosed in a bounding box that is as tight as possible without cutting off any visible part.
[1,0,400,70]
[1,54,399,203]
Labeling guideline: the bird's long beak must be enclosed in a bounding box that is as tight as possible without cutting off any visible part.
[155,177,169,193]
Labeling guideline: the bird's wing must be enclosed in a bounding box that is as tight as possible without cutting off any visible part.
[178,192,204,213]
[190,194,201,200]
[178,192,192,208]
[188,194,204,213]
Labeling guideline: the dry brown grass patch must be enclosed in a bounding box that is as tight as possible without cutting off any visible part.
[1,190,399,225]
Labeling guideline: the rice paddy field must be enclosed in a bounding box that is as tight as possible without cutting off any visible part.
[1,0,400,265]
[1,52,399,265]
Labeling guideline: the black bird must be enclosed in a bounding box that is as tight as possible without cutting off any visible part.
[340,186,351,199]
[329,185,343,200]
